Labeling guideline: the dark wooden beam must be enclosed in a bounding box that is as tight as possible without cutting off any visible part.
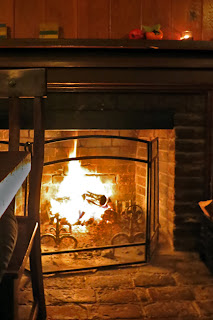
[0,40,213,69]
[1,39,213,51]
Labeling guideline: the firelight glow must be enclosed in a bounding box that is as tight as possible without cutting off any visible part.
[50,140,113,226]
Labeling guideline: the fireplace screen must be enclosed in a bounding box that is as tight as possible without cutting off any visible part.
[39,133,159,273]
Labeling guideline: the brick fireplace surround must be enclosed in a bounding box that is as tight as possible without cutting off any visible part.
[0,39,212,255]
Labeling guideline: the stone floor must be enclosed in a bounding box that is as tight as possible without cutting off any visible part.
[19,250,213,320]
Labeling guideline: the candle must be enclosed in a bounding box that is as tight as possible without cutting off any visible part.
[180,31,193,40]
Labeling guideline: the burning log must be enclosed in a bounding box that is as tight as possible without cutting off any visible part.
[82,191,109,207]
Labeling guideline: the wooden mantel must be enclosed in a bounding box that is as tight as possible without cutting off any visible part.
[1,39,213,51]
[0,38,212,131]
[0,39,212,127]
[0,39,212,96]
[0,39,213,70]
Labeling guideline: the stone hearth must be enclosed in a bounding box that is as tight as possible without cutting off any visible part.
[19,250,213,320]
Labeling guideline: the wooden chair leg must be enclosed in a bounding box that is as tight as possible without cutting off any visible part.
[30,232,46,320]
[28,97,46,320]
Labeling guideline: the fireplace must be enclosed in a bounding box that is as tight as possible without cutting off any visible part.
[0,39,212,272]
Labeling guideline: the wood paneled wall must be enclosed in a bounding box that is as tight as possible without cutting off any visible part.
[0,0,213,40]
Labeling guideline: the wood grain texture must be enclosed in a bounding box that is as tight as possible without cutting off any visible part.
[172,0,202,40]
[77,0,110,39]
[203,0,213,40]
[45,0,77,38]
[8,0,212,42]
[111,0,142,39]
[14,0,45,38]
[0,0,14,38]
[142,0,172,40]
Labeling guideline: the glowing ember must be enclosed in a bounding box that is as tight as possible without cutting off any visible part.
[50,141,113,226]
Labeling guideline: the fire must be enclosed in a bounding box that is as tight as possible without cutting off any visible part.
[50,141,113,226]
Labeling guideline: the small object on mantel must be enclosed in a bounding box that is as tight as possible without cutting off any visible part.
[142,24,163,40]
[199,200,213,220]
[180,30,193,40]
[128,28,144,40]
[0,24,7,39]
[0,151,31,219]
[39,23,59,39]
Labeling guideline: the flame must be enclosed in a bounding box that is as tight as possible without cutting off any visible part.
[50,140,113,226]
